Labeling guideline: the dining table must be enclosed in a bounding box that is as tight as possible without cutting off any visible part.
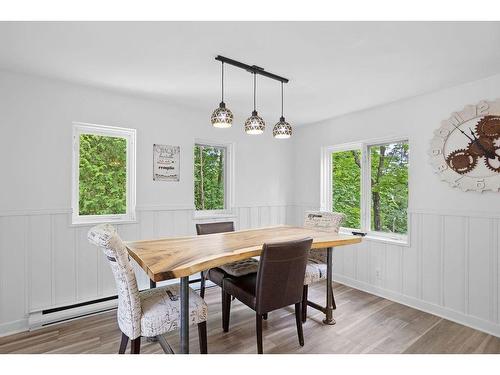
[125,225,362,354]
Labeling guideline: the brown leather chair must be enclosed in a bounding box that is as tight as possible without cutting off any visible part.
[196,221,235,299]
[196,222,259,295]
[196,221,235,235]
[222,238,313,354]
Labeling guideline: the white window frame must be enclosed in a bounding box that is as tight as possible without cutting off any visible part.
[321,136,410,245]
[71,122,136,225]
[193,139,235,220]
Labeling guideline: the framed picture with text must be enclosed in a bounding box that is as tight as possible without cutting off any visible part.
[153,144,180,181]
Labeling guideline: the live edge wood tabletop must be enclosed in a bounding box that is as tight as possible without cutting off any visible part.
[126,225,362,354]
[125,225,362,282]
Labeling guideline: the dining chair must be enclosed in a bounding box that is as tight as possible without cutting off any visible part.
[88,224,208,354]
[196,222,259,324]
[222,238,313,354]
[301,211,345,322]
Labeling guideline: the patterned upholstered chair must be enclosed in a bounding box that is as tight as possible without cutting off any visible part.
[302,211,346,322]
[88,224,208,354]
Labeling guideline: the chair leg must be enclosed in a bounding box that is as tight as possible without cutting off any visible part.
[256,313,263,354]
[197,321,208,354]
[222,290,231,332]
[295,303,305,347]
[302,285,308,322]
[331,284,337,310]
[200,271,206,298]
[130,337,141,354]
[118,332,129,354]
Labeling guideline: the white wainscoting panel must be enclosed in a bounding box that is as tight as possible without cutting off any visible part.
[0,205,290,336]
[0,216,28,334]
[53,214,77,308]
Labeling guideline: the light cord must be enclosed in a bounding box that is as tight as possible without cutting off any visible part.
[221,61,224,102]
[253,72,256,111]
[281,82,284,118]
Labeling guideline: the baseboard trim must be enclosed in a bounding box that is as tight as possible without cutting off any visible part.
[0,318,29,337]
[334,274,500,338]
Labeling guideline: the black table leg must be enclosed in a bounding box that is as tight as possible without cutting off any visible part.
[180,276,190,353]
[322,247,336,325]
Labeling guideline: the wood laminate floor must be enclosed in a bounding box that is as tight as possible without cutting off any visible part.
[1,283,499,354]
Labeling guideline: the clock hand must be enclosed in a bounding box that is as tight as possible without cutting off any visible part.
[469,128,497,159]
[449,122,473,142]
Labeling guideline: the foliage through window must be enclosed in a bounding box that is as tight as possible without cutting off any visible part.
[194,144,226,211]
[79,134,127,215]
[72,123,136,224]
[332,150,361,229]
[369,142,409,234]
[324,139,409,240]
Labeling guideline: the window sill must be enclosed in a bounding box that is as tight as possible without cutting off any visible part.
[193,211,237,221]
[70,215,137,227]
[340,229,409,247]
[365,234,409,247]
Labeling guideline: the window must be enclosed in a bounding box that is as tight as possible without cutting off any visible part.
[72,123,136,225]
[322,138,409,243]
[194,141,233,216]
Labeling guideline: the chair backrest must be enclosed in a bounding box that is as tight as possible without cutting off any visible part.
[304,211,346,233]
[255,238,312,314]
[196,221,234,235]
[88,224,142,339]
[304,211,345,263]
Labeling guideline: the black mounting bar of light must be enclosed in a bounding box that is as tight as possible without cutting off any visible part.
[215,55,289,83]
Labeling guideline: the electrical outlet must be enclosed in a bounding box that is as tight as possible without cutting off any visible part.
[375,268,381,280]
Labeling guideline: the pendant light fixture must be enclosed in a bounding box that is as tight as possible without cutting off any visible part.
[244,72,266,135]
[212,55,290,136]
[211,61,233,128]
[273,82,293,139]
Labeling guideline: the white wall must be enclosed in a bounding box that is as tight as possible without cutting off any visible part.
[292,73,500,336]
[0,71,295,335]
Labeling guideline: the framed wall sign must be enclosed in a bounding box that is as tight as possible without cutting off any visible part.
[153,144,180,181]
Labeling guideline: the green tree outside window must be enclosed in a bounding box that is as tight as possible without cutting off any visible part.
[370,142,409,234]
[332,150,361,228]
[79,134,127,215]
[194,144,225,210]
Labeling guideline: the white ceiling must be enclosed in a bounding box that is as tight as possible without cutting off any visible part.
[1,21,500,126]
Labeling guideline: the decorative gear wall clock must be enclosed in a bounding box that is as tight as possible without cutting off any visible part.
[429,99,500,192]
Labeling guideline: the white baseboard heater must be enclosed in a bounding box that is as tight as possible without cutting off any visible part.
[28,296,118,329]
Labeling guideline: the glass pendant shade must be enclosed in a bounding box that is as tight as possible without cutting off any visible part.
[244,110,266,135]
[211,102,233,128]
[273,116,292,139]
